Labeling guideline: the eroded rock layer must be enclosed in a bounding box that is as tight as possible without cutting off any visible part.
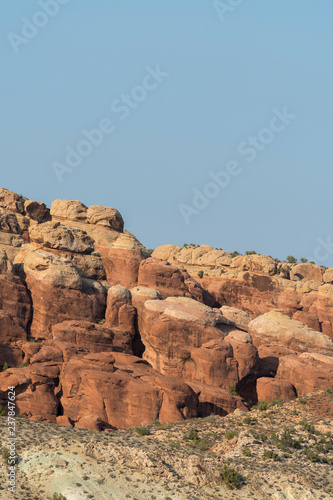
[0,188,332,430]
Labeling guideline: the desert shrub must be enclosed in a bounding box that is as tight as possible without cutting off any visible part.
[19,362,29,367]
[185,428,210,450]
[146,249,154,255]
[242,447,251,457]
[245,250,257,255]
[193,437,210,451]
[197,270,204,278]
[220,465,242,490]
[263,450,280,461]
[2,362,8,372]
[315,443,325,453]
[135,426,150,436]
[253,400,268,411]
[228,385,239,396]
[0,405,5,416]
[279,429,300,449]
[259,433,268,442]
[231,251,239,258]
[269,398,284,407]
[51,494,67,500]
[299,420,315,434]
[2,447,10,462]
[300,258,308,263]
[225,430,238,440]
[243,416,252,425]
[187,429,199,441]
[98,319,106,325]
[302,447,319,462]
[286,255,297,264]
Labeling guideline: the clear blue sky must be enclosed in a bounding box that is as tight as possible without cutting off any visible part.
[1,1,333,265]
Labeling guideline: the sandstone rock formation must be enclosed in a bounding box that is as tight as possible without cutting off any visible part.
[152,244,333,339]
[256,377,296,402]
[137,258,216,306]
[248,309,333,355]
[0,188,332,431]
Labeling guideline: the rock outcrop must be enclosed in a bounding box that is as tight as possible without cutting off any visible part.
[152,244,333,339]
[0,188,332,431]
[248,309,333,355]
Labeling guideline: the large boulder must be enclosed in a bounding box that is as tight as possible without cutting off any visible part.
[50,199,88,222]
[52,321,115,353]
[87,205,124,231]
[276,352,333,396]
[29,221,94,254]
[256,377,296,402]
[188,381,248,417]
[140,297,235,381]
[0,188,26,214]
[24,200,50,222]
[0,362,60,422]
[224,330,259,382]
[248,310,333,355]
[138,258,216,306]
[0,209,21,234]
[290,263,323,283]
[60,352,198,429]
[49,198,148,288]
[323,268,333,284]
[221,306,251,331]
[17,250,106,338]
[229,255,277,275]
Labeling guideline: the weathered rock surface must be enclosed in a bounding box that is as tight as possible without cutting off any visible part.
[141,297,231,375]
[50,199,88,222]
[0,187,26,214]
[87,205,124,231]
[138,258,216,306]
[0,188,333,432]
[276,352,333,396]
[256,377,296,402]
[0,362,60,422]
[29,221,95,254]
[188,381,248,416]
[248,310,333,355]
[0,273,32,341]
[60,352,198,429]
[152,244,333,339]
[16,249,106,338]
[52,321,115,353]
[221,305,251,331]
[24,200,50,222]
